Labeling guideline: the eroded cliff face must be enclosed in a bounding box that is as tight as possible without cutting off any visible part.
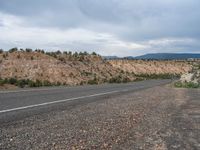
[0,51,192,86]
[108,60,192,75]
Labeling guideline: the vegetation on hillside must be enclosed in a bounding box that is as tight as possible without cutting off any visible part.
[0,47,191,88]
[134,73,180,80]
[0,78,61,88]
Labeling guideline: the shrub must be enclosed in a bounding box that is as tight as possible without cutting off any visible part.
[78,55,85,61]
[28,80,36,87]
[122,77,131,83]
[25,48,32,52]
[17,54,20,59]
[35,79,43,87]
[109,75,122,83]
[2,54,7,58]
[88,77,98,85]
[0,78,4,86]
[43,80,52,86]
[56,82,61,86]
[63,51,68,55]
[68,51,72,55]
[16,80,27,88]
[3,78,8,84]
[174,81,200,88]
[174,81,183,88]
[35,49,45,54]
[58,57,65,62]
[55,50,62,55]
[135,73,179,80]
[73,52,78,58]
[8,78,17,85]
[83,51,89,55]
[91,52,97,55]
[9,47,18,53]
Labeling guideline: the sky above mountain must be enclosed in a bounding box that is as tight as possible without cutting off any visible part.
[0,0,200,56]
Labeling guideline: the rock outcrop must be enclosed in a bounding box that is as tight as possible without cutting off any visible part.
[180,62,200,84]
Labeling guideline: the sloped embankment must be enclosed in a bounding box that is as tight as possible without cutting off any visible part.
[108,59,191,75]
[0,51,192,87]
[0,52,134,86]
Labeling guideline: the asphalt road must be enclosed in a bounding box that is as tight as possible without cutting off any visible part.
[0,79,171,124]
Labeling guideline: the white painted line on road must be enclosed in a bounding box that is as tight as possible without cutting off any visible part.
[0,90,119,114]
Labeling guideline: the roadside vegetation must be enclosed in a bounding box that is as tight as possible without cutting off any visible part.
[174,81,200,88]
[134,73,180,80]
[0,72,177,88]
[0,78,61,88]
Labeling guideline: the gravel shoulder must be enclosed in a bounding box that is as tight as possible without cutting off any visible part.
[0,85,199,150]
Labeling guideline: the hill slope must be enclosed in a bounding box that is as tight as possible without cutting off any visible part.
[109,60,191,75]
[0,51,192,87]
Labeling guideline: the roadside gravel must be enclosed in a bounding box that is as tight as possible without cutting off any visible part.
[0,85,199,150]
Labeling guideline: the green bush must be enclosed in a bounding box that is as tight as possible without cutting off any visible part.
[174,81,200,88]
[174,81,183,88]
[88,77,98,85]
[56,82,62,86]
[0,77,56,88]
[8,78,18,84]
[43,80,52,86]
[0,78,4,86]
[16,80,26,88]
[91,52,97,55]
[135,73,179,80]
[109,75,122,83]
[28,80,36,87]
[9,47,18,53]
[25,48,32,52]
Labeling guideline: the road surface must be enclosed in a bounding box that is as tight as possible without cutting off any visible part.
[0,79,170,123]
[0,80,199,149]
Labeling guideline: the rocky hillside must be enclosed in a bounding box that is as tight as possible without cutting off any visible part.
[0,51,135,86]
[109,60,191,75]
[0,50,192,87]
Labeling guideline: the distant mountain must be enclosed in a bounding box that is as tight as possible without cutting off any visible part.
[134,53,200,60]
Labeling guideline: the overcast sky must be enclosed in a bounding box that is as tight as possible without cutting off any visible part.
[0,0,200,56]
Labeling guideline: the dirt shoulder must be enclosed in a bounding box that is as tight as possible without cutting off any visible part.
[0,86,199,150]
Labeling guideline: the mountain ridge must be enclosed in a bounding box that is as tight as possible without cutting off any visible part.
[134,53,200,60]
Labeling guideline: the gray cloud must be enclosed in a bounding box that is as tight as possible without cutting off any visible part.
[0,0,200,56]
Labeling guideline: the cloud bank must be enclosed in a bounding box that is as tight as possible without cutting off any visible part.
[0,0,200,56]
